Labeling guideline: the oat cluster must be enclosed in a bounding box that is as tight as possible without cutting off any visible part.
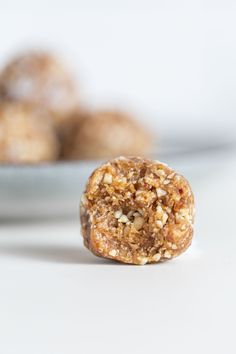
[80,157,195,265]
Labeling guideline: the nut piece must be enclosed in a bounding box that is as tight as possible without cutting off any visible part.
[109,250,117,257]
[156,188,167,198]
[156,220,163,229]
[156,169,165,176]
[137,256,148,265]
[133,216,145,231]
[80,157,195,265]
[103,173,113,184]
[152,253,161,262]
[114,210,122,219]
[118,215,129,223]
[162,212,168,225]
[164,251,172,259]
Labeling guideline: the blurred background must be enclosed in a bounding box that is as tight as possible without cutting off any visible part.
[0,0,236,138]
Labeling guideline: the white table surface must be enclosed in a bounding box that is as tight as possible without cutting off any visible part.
[0,154,235,354]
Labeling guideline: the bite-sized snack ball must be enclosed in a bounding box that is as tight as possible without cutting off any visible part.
[58,108,86,148]
[61,110,152,160]
[0,102,59,163]
[80,157,195,265]
[0,51,78,124]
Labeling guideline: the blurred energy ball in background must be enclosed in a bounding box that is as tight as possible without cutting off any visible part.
[0,101,59,164]
[61,110,152,160]
[0,51,79,126]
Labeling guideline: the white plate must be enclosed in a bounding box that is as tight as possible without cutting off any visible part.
[0,137,233,219]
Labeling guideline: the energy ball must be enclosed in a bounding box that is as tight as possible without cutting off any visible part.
[0,51,78,124]
[58,109,86,151]
[80,157,195,265]
[0,102,59,163]
[61,110,152,160]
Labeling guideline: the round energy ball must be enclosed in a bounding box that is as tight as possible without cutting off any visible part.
[0,102,59,163]
[80,157,195,265]
[0,51,78,124]
[61,110,152,160]
[58,109,86,150]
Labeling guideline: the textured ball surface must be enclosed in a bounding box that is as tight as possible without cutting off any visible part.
[80,157,195,265]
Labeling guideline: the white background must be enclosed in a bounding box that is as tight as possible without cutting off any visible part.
[0,0,235,137]
[0,2,236,354]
